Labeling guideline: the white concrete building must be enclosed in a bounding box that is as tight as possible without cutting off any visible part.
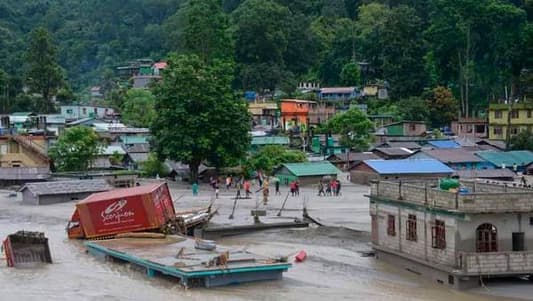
[60,105,115,120]
[369,180,533,289]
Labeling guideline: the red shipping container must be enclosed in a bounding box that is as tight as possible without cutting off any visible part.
[67,183,176,239]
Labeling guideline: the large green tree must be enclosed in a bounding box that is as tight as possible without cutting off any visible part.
[49,126,102,171]
[121,89,156,128]
[426,86,459,128]
[397,97,430,123]
[324,108,374,151]
[151,54,251,182]
[25,27,64,113]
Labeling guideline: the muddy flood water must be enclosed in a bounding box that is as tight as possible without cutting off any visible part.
[0,181,531,300]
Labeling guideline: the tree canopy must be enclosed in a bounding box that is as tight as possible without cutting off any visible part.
[48,126,102,171]
[151,54,251,182]
[324,108,374,151]
[245,145,307,175]
[121,89,156,128]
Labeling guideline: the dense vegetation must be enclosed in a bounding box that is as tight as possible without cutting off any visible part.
[0,0,532,117]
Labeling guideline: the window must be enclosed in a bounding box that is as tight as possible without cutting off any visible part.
[476,223,497,252]
[387,215,396,236]
[528,110,532,118]
[432,220,446,249]
[493,127,502,135]
[406,214,417,241]
[94,108,98,114]
[82,108,87,115]
[475,125,485,134]
[511,110,519,119]
[529,216,533,225]
[409,124,416,131]
[494,110,502,119]
[66,109,73,114]
[511,127,519,135]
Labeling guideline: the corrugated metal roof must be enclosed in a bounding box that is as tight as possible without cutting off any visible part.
[327,152,379,163]
[374,147,414,156]
[280,161,340,177]
[102,145,126,155]
[129,152,149,163]
[417,149,485,163]
[453,169,516,179]
[362,159,454,175]
[427,140,461,149]
[251,136,289,145]
[120,135,149,144]
[125,144,150,153]
[20,179,112,196]
[0,167,50,180]
[320,87,356,94]
[475,151,533,167]
[381,141,422,149]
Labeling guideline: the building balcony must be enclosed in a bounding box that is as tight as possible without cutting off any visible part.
[370,180,533,213]
[459,251,533,275]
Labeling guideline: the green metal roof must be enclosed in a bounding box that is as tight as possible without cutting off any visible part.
[279,161,340,177]
[475,150,533,167]
[251,136,289,145]
[120,135,149,144]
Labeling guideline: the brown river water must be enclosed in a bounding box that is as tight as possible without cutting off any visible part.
[0,184,529,301]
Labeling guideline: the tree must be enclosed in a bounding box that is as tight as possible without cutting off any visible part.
[340,62,361,86]
[49,126,102,171]
[121,89,156,128]
[232,0,291,92]
[509,130,533,151]
[381,5,427,98]
[167,0,233,63]
[141,153,169,177]
[324,108,374,151]
[426,86,459,128]
[397,97,430,122]
[245,145,307,175]
[151,54,251,183]
[25,27,64,113]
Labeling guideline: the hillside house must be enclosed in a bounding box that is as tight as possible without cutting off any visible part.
[379,121,427,137]
[319,87,360,101]
[326,152,379,170]
[451,117,488,138]
[280,99,314,132]
[248,102,279,129]
[369,180,533,289]
[61,105,115,121]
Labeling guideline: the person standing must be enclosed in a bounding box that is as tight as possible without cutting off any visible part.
[244,180,251,197]
[336,179,341,196]
[295,181,300,196]
[326,181,331,196]
[290,181,296,196]
[331,180,337,196]
[215,184,220,199]
[192,182,199,196]
[318,181,325,196]
[275,180,281,195]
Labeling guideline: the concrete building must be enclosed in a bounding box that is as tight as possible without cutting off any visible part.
[379,121,427,137]
[488,102,533,140]
[451,117,488,138]
[350,159,453,185]
[369,179,533,289]
[326,152,379,170]
[319,87,359,101]
[61,105,115,121]
[20,179,112,205]
[248,102,279,129]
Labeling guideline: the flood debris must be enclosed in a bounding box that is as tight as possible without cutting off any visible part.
[66,182,213,239]
[2,231,52,267]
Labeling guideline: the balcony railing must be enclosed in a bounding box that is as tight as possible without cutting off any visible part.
[459,251,533,275]
[370,180,533,213]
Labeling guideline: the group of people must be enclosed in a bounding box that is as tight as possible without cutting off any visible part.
[289,180,300,196]
[317,179,341,196]
[209,176,253,199]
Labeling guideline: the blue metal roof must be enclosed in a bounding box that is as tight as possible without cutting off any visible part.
[363,159,454,175]
[427,140,461,149]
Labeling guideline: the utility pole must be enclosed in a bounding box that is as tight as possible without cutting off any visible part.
[505,85,512,150]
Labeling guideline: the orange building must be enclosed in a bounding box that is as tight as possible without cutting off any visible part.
[280,99,315,132]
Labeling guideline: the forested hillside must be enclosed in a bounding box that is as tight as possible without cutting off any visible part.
[0,0,532,116]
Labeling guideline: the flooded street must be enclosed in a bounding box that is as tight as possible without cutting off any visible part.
[0,181,529,300]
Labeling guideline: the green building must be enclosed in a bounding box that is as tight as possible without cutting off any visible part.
[274,161,340,186]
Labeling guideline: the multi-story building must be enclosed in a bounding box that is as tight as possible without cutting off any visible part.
[60,105,116,121]
[451,117,488,138]
[369,180,533,289]
[488,103,533,140]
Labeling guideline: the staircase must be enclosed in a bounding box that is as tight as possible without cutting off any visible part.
[10,135,50,163]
